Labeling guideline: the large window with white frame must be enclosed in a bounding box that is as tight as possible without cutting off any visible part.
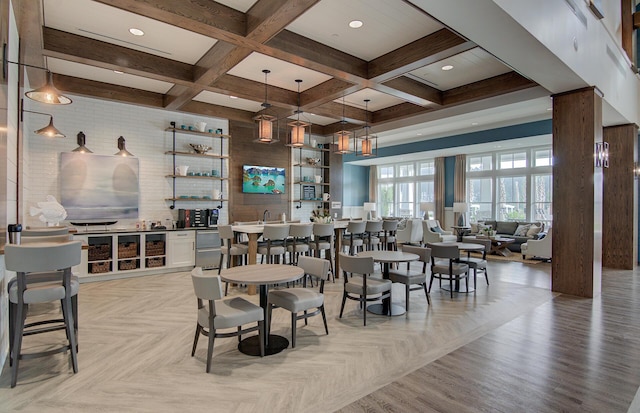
[466,146,552,227]
[377,160,435,218]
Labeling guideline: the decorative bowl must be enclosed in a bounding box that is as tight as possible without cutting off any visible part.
[306,157,321,165]
[189,143,211,154]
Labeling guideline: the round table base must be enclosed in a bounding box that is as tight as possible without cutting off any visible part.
[238,334,289,356]
[367,303,406,316]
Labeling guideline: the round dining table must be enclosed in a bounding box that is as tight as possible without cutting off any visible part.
[221,264,304,356]
[357,250,419,316]
[429,242,484,293]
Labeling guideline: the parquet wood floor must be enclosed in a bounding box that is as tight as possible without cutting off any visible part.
[2,259,630,412]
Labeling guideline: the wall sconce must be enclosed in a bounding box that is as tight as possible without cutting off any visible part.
[634,162,640,179]
[72,131,92,153]
[20,99,65,138]
[3,43,72,105]
[595,142,609,168]
[114,136,134,156]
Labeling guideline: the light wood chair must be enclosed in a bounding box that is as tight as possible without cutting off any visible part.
[339,253,392,326]
[268,256,330,348]
[190,268,264,372]
[388,245,431,310]
[5,241,82,387]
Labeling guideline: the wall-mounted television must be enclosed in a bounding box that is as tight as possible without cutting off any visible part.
[242,165,286,194]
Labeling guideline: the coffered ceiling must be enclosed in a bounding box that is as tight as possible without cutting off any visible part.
[19,0,549,146]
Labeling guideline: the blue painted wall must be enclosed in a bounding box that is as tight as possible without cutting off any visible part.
[342,119,553,207]
[343,164,369,206]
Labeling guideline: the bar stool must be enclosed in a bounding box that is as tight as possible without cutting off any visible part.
[5,241,82,387]
[257,224,290,264]
[363,221,383,251]
[382,220,398,251]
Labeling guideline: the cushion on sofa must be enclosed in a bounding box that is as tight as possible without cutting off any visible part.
[513,224,531,237]
[496,221,518,235]
[526,225,542,237]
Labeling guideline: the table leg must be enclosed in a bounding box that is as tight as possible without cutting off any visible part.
[367,262,406,316]
[334,228,344,278]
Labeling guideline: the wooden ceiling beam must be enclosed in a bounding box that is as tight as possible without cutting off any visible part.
[210,74,298,108]
[299,79,362,110]
[18,0,46,87]
[179,101,255,124]
[312,101,367,124]
[376,76,443,106]
[368,29,476,82]
[442,71,536,106]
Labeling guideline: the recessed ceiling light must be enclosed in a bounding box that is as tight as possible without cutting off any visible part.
[471,122,478,126]
[546,107,552,111]
[129,28,144,36]
[229,95,238,99]
[113,70,124,74]
[349,20,363,29]
[441,65,454,71]
[417,133,422,136]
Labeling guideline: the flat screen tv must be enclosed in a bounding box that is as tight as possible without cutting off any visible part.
[242,165,285,194]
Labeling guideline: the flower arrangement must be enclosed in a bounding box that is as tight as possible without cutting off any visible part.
[480,226,496,237]
[311,208,332,223]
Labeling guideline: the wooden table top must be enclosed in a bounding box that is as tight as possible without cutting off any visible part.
[357,250,419,263]
[220,264,304,285]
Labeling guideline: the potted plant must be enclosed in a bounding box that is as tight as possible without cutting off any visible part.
[311,209,332,224]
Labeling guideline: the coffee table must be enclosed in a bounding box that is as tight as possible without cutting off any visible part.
[489,237,515,256]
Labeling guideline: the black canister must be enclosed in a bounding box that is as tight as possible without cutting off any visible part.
[8,223,22,244]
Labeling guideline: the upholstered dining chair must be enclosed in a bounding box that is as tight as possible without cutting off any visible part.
[308,223,335,281]
[257,224,290,264]
[286,224,313,265]
[5,241,82,387]
[267,256,330,348]
[190,268,264,372]
[218,225,249,295]
[342,221,366,255]
[388,245,431,310]
[363,220,383,251]
[457,238,491,287]
[339,253,392,326]
[427,243,470,299]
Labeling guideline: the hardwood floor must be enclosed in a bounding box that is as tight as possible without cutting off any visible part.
[0,259,637,412]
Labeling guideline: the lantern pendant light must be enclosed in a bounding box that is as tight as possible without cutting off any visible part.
[286,79,310,147]
[357,99,377,157]
[253,69,279,144]
[333,96,353,154]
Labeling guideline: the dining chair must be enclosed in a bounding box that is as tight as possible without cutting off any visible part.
[218,225,249,295]
[5,241,82,387]
[363,220,383,251]
[427,243,470,298]
[382,220,398,251]
[339,253,392,326]
[457,238,491,287]
[388,245,431,310]
[342,221,366,255]
[190,268,264,372]
[267,256,330,348]
[286,224,313,265]
[308,223,335,281]
[257,224,290,264]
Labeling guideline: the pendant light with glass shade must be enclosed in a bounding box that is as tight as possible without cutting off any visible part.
[253,69,279,144]
[357,99,377,157]
[286,79,311,147]
[333,96,353,154]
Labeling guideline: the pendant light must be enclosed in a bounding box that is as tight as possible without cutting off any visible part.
[20,99,65,138]
[286,79,310,147]
[72,131,92,153]
[357,99,377,157]
[333,96,353,154]
[253,69,279,144]
[114,136,134,156]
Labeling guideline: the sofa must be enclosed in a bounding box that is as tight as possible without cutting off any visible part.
[466,220,544,252]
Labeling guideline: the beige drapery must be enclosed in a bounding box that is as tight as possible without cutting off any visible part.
[434,157,445,224]
[369,165,377,203]
[454,154,467,224]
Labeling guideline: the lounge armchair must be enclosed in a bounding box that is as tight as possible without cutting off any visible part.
[422,220,457,244]
[396,218,423,245]
[521,228,552,260]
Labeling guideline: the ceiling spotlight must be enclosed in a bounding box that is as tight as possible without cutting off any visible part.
[349,20,363,29]
[129,28,144,36]
[229,95,238,99]
[113,70,124,74]
[471,122,479,126]
[441,65,454,71]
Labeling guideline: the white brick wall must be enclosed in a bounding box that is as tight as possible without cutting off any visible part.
[22,94,229,228]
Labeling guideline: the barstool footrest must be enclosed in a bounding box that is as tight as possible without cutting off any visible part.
[18,345,72,360]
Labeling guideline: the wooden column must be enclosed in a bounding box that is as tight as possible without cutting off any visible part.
[551,87,602,298]
[603,124,638,269]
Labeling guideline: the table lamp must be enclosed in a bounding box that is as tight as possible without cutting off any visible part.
[363,202,376,220]
[420,202,435,219]
[453,202,468,226]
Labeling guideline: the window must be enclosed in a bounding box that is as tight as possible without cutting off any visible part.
[468,178,492,221]
[397,182,415,217]
[379,166,394,179]
[468,155,492,172]
[498,176,526,220]
[379,183,394,217]
[377,160,434,217]
[418,161,435,175]
[533,174,552,226]
[398,164,414,177]
[499,151,526,169]
[534,149,552,167]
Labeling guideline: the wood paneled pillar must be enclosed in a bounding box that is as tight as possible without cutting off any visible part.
[552,87,602,298]
[603,124,638,269]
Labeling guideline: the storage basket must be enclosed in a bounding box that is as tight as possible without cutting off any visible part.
[146,257,165,268]
[118,242,138,259]
[145,241,165,256]
[89,261,111,274]
[118,259,138,271]
[88,244,111,261]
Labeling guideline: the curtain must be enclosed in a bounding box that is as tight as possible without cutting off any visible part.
[434,157,445,224]
[454,154,467,225]
[369,165,377,202]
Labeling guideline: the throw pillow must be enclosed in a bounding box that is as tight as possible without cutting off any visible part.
[432,226,443,233]
[526,225,542,238]
[397,218,407,230]
[477,223,492,232]
[513,224,531,237]
[470,223,478,234]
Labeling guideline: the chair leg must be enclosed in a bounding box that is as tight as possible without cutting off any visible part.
[206,326,215,373]
[8,301,15,367]
[72,294,79,352]
[10,303,27,388]
[484,269,489,285]
[303,310,308,326]
[291,312,297,348]
[428,276,435,293]
[405,284,410,312]
[218,254,224,275]
[339,292,347,318]
[192,324,201,356]
[423,283,431,306]
[362,295,367,326]
[237,326,242,343]
[61,296,78,373]
[320,305,329,335]
[449,274,453,299]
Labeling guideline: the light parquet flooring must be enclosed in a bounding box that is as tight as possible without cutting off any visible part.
[0,260,569,412]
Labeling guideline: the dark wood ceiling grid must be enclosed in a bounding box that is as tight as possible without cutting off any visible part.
[21,0,538,137]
